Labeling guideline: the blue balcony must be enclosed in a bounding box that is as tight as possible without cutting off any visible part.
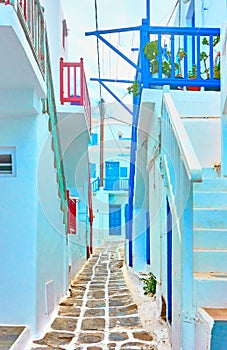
[91,177,100,193]
[138,24,220,91]
[104,178,129,191]
[91,177,129,192]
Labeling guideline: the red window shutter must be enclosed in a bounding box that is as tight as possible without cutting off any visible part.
[66,190,76,234]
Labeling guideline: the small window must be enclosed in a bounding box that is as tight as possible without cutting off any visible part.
[120,167,127,178]
[0,147,16,177]
[90,163,96,178]
[91,133,98,146]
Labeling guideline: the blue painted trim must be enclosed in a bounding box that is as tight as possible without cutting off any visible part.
[125,204,129,239]
[128,96,140,268]
[146,25,219,35]
[146,211,151,265]
[167,197,172,323]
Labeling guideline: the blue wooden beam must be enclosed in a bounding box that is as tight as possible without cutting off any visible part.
[95,79,133,116]
[89,33,141,71]
[85,26,140,36]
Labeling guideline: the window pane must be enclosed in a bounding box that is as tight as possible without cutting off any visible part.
[120,167,127,177]
[0,154,12,164]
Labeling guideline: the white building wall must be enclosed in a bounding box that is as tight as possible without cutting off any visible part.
[0,99,67,336]
[35,116,67,336]
[174,0,226,28]
[0,115,37,330]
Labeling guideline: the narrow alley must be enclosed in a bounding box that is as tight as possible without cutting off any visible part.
[30,243,166,350]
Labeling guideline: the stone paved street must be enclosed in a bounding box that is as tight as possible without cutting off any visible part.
[30,243,158,350]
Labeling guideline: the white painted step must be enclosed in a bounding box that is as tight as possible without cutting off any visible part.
[193,272,227,307]
[201,168,221,179]
[194,178,227,192]
[194,249,227,273]
[194,191,227,209]
[194,229,227,249]
[194,209,227,229]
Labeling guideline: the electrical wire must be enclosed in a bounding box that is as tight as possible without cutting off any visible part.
[106,121,126,155]
[94,0,102,101]
[166,0,179,26]
[105,115,131,125]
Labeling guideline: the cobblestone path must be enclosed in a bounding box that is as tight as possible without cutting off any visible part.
[31,243,157,350]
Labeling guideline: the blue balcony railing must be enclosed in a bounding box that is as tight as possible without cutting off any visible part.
[91,177,100,193]
[140,24,221,90]
[104,178,129,191]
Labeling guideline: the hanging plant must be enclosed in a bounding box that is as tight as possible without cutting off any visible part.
[127,80,140,97]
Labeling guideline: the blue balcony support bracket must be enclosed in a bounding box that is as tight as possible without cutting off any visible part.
[85,28,141,72]
[93,79,133,116]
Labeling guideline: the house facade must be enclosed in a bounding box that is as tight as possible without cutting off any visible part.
[89,101,131,246]
[129,0,227,349]
[0,0,91,342]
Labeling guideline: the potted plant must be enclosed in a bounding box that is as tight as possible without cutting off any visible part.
[186,64,201,91]
[143,40,175,78]
[200,34,220,90]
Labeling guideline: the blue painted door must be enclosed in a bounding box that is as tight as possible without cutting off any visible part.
[109,204,121,235]
[167,198,172,323]
[105,161,120,190]
[211,321,227,350]
[146,211,151,265]
[106,161,120,178]
[124,204,129,239]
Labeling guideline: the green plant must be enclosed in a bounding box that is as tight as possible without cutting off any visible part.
[141,272,157,296]
[143,41,186,78]
[127,80,140,97]
[200,34,220,79]
[143,40,159,75]
[188,64,197,78]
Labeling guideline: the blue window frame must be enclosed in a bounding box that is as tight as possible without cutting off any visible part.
[120,167,127,178]
[91,133,98,146]
[90,163,96,178]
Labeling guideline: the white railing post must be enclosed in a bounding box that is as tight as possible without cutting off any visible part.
[221,23,227,176]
